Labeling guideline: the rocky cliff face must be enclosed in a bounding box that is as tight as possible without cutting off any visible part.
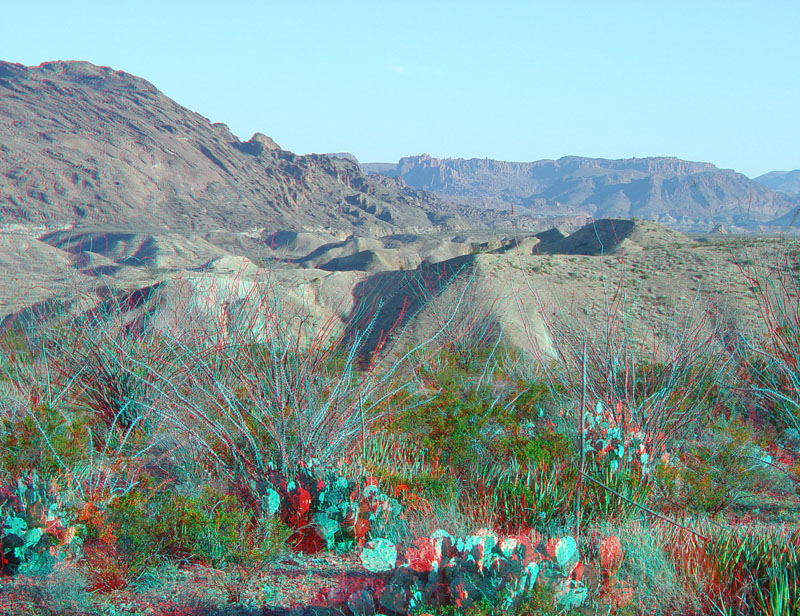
[367,154,800,230]
[0,61,463,235]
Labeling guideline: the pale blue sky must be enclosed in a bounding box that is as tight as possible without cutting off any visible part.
[2,1,797,177]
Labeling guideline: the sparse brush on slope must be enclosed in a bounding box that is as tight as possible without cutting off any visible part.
[148,289,415,485]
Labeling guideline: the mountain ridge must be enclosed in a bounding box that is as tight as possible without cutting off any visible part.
[364,154,800,231]
[755,170,800,195]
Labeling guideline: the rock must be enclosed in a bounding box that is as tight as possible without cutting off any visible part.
[326,585,350,605]
[239,131,281,155]
[784,428,800,451]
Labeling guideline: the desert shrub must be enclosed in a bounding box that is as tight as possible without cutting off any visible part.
[604,520,701,615]
[396,379,566,480]
[533,274,730,466]
[707,525,800,616]
[407,597,507,616]
[569,400,661,526]
[503,379,563,419]
[406,263,502,377]
[146,304,409,484]
[414,345,502,385]
[81,540,131,594]
[611,360,723,417]
[490,429,574,472]
[741,348,800,430]
[33,317,161,438]
[0,323,29,353]
[491,470,575,533]
[676,417,790,515]
[580,461,653,524]
[375,470,460,508]
[488,454,651,535]
[107,481,290,576]
[0,404,91,478]
[396,387,497,469]
[726,239,800,433]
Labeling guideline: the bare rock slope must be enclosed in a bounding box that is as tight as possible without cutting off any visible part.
[0,61,462,235]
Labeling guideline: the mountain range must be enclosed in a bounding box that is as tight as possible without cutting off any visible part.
[3,60,798,238]
[361,155,800,232]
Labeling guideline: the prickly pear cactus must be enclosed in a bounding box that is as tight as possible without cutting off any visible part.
[585,401,659,475]
[356,529,541,615]
[253,459,404,554]
[540,535,588,610]
[0,472,82,576]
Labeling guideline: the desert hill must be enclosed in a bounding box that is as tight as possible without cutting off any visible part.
[0,61,463,235]
[0,217,770,366]
[364,154,800,231]
[536,218,691,256]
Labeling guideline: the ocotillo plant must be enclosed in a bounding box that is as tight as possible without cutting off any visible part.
[724,235,800,433]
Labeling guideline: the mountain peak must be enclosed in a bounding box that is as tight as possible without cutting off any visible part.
[755,169,800,195]
[0,60,461,234]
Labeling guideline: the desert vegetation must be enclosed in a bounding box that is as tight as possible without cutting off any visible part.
[1,232,799,616]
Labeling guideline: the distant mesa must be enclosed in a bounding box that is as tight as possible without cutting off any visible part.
[361,162,399,177]
[365,154,800,232]
[0,60,461,235]
[1,58,798,237]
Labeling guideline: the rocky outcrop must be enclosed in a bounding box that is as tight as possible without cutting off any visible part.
[233,132,281,156]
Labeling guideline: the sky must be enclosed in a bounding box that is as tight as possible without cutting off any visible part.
[2,1,798,178]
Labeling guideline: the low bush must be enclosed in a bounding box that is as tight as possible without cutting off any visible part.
[106,480,290,578]
[675,417,791,515]
[247,458,406,554]
[0,404,91,478]
[357,529,542,615]
[396,379,565,480]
